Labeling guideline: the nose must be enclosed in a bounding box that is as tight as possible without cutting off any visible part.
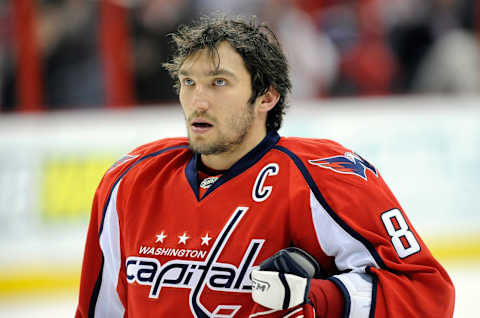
[191,86,210,111]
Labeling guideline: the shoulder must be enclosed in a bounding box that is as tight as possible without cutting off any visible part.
[98,137,190,190]
[277,136,347,158]
[127,137,190,158]
[276,136,379,185]
[110,137,189,171]
[276,137,397,220]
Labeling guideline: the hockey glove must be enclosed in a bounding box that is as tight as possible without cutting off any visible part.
[251,247,321,310]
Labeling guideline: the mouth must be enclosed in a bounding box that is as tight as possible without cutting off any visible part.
[190,119,214,133]
[192,122,213,128]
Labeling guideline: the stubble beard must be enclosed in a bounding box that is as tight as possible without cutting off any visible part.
[187,104,255,155]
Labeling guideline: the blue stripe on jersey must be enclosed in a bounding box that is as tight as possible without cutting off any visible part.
[272,145,388,271]
[185,153,200,199]
[88,255,104,318]
[366,266,379,318]
[328,276,351,318]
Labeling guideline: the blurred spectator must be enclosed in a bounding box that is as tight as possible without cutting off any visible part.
[1,0,104,111]
[130,0,197,104]
[260,0,339,99]
[413,29,480,94]
[317,0,397,96]
[385,1,435,93]
[385,0,480,94]
[38,0,104,109]
[1,0,480,112]
[0,1,14,111]
[412,0,480,94]
[195,0,261,17]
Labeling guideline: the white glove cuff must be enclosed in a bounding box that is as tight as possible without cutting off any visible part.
[251,270,308,310]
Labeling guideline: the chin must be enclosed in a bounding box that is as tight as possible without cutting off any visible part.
[189,139,210,153]
[190,142,229,155]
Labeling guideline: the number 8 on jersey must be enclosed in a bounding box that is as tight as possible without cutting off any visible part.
[381,209,421,259]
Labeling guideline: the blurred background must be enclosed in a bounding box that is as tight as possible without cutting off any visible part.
[0,0,479,317]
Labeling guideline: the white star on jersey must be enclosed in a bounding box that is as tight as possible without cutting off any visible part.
[178,232,190,245]
[201,233,212,246]
[155,232,167,243]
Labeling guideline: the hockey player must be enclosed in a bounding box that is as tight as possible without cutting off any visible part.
[76,15,455,318]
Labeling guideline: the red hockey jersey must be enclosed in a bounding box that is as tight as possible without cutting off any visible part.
[76,131,454,318]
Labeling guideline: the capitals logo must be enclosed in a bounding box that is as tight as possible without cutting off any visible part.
[126,207,264,318]
[309,152,378,180]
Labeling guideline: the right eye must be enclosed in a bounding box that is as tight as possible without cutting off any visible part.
[182,78,195,86]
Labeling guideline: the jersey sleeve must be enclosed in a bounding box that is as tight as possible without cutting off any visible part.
[75,163,129,317]
[75,138,189,318]
[281,139,455,318]
[307,156,454,318]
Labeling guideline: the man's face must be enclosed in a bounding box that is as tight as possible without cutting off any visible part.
[178,42,257,155]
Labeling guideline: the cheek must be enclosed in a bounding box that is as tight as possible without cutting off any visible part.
[179,90,186,104]
[179,93,190,112]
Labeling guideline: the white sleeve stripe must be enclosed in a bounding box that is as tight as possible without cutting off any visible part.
[310,190,375,318]
[309,190,379,271]
[95,181,125,317]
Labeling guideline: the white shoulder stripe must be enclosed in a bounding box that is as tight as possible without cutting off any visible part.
[95,181,125,317]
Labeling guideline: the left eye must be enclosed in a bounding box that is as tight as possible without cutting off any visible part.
[214,79,226,86]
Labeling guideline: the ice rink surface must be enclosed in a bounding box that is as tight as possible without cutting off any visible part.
[0,261,476,318]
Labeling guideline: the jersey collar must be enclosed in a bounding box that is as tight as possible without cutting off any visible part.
[185,130,281,201]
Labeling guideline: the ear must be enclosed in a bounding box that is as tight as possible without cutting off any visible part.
[257,86,280,113]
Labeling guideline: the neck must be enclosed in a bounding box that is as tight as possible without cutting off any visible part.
[201,126,267,171]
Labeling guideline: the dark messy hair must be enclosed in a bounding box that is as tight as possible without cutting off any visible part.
[163,15,292,131]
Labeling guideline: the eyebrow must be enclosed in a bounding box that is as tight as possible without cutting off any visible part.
[179,68,237,79]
